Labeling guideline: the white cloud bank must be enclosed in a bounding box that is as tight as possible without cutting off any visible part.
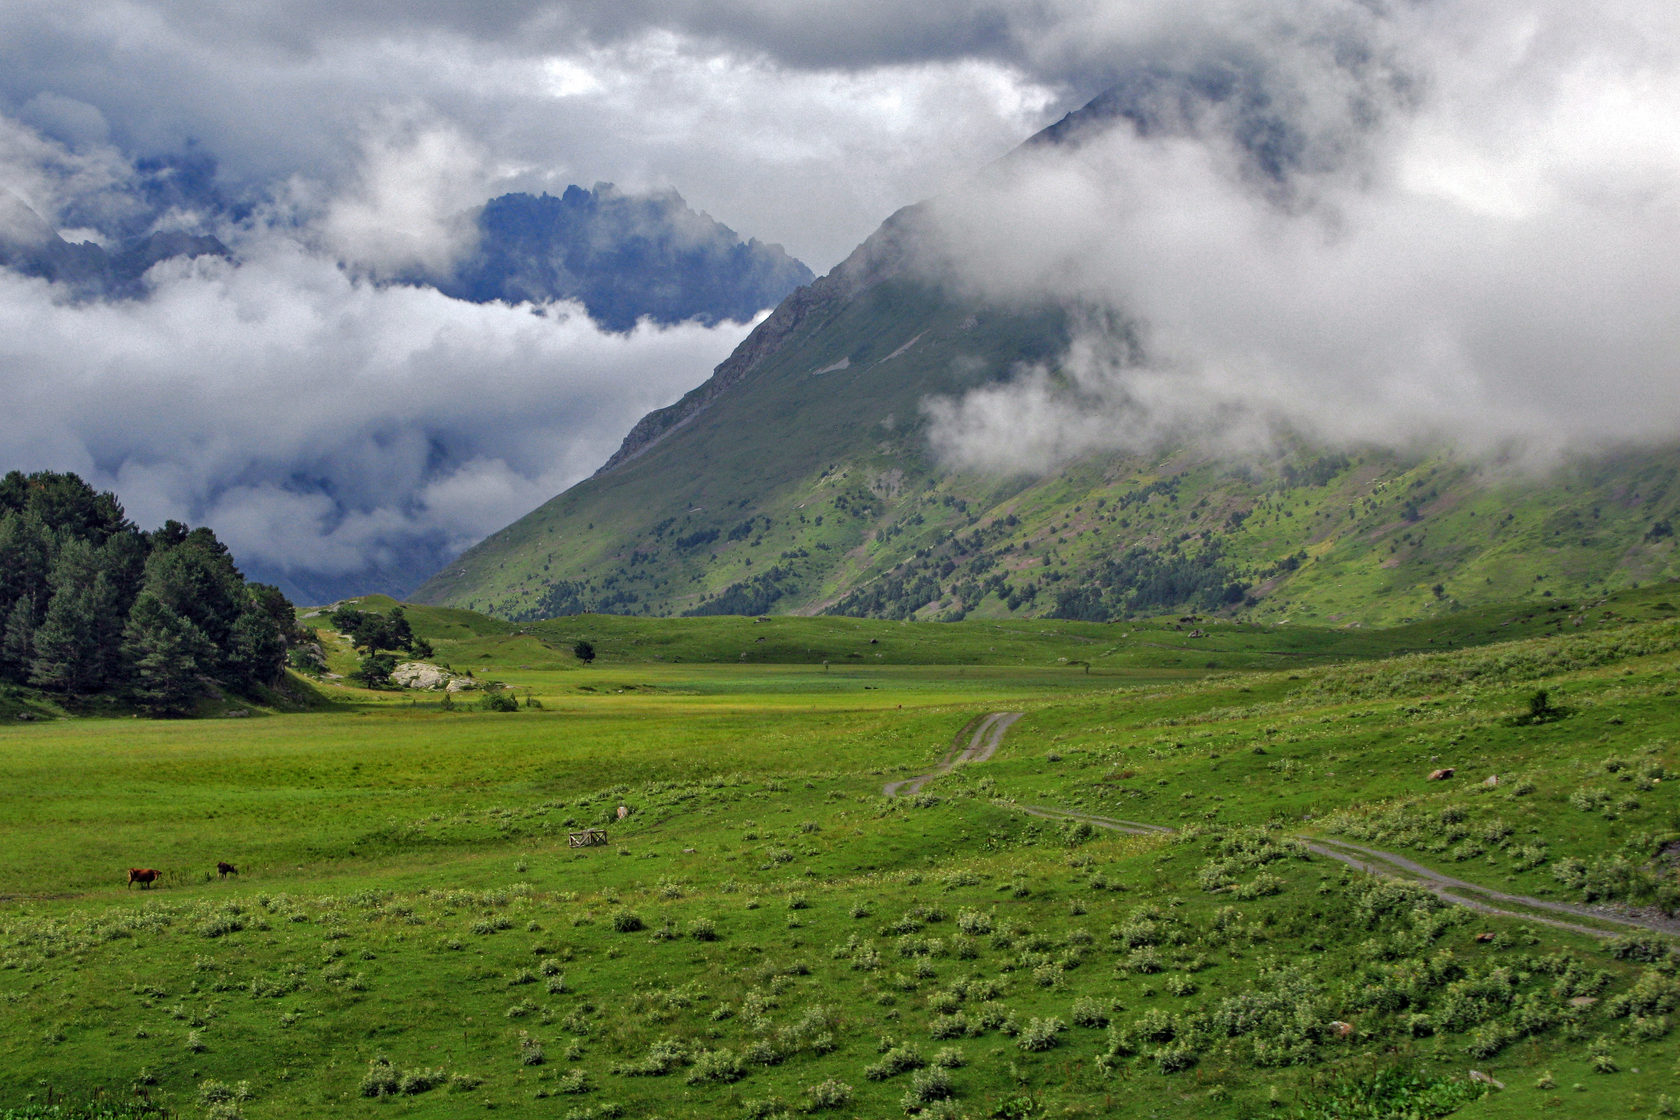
[919,0,1680,472]
[0,116,755,595]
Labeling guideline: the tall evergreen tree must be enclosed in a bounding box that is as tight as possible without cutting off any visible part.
[0,511,55,670]
[122,590,214,716]
[1,598,36,680]
[225,600,288,690]
[140,524,247,673]
[28,539,128,694]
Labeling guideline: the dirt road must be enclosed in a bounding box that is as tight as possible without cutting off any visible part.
[882,711,1022,798]
[888,711,1678,940]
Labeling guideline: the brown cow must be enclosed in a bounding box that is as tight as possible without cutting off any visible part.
[217,861,238,879]
[126,868,161,889]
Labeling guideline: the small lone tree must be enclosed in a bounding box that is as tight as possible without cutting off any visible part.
[573,640,596,665]
[1516,688,1565,725]
[356,651,398,689]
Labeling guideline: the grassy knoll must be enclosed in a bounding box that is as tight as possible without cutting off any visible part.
[1,604,1678,1118]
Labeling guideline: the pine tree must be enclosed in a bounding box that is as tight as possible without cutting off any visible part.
[123,591,214,715]
[28,539,112,694]
[0,471,296,712]
[1,598,36,682]
[0,511,54,648]
[226,601,287,690]
[140,526,246,670]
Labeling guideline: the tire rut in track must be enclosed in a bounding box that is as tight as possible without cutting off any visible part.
[883,712,1022,798]
[889,711,1678,940]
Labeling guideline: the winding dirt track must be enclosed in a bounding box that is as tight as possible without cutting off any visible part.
[888,712,1680,940]
[883,712,1022,798]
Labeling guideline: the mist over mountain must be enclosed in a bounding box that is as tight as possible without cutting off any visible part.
[418,4,1680,624]
[0,192,228,299]
[0,113,808,606]
[436,185,814,333]
[0,144,236,298]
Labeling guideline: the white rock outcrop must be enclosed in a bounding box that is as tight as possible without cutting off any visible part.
[391,662,453,690]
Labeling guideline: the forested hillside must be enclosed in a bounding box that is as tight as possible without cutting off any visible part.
[0,471,297,714]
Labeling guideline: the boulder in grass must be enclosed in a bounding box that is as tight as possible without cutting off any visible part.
[391,662,453,690]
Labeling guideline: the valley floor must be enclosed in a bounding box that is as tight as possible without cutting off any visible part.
[1,606,1677,1119]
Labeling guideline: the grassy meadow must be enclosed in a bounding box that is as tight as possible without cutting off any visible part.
[1,591,1678,1119]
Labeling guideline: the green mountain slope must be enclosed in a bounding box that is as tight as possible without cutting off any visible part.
[413,114,1680,625]
[410,226,1680,625]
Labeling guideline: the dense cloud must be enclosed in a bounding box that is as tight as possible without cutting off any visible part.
[0,117,753,598]
[0,2,1073,599]
[0,231,752,598]
[0,2,1063,270]
[919,0,1680,471]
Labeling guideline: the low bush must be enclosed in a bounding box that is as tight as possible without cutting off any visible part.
[1016,1017,1065,1052]
[805,1077,853,1110]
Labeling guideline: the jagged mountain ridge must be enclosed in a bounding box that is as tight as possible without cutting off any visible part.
[412,82,1678,624]
[434,185,814,332]
[0,190,228,298]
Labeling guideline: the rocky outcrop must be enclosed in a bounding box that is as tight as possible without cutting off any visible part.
[390,662,480,691]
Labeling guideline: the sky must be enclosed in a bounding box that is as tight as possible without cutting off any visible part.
[3,0,1680,598]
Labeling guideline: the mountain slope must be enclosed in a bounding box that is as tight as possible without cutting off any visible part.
[413,90,1680,624]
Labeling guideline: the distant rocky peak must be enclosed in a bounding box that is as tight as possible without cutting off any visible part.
[438,184,813,333]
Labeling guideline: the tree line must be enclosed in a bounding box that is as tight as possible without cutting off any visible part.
[0,470,298,714]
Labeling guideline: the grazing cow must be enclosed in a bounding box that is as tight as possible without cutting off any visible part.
[616,804,629,821]
[217,861,238,879]
[1428,767,1456,781]
[126,868,161,890]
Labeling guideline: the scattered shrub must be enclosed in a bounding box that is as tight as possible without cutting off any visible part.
[1017,1017,1065,1052]
[1071,997,1110,1028]
[865,1045,926,1080]
[360,1058,400,1097]
[554,1069,589,1094]
[400,1067,445,1094]
[686,1048,745,1085]
[614,1037,689,1077]
[929,1013,973,1040]
[805,1077,853,1110]
[932,1046,966,1069]
[1153,1043,1199,1073]
[903,1066,955,1108]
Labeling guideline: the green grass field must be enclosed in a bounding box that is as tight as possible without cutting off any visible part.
[2,596,1678,1119]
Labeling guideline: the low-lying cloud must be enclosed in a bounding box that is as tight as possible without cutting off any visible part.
[0,120,755,599]
[312,119,488,278]
[920,0,1680,472]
